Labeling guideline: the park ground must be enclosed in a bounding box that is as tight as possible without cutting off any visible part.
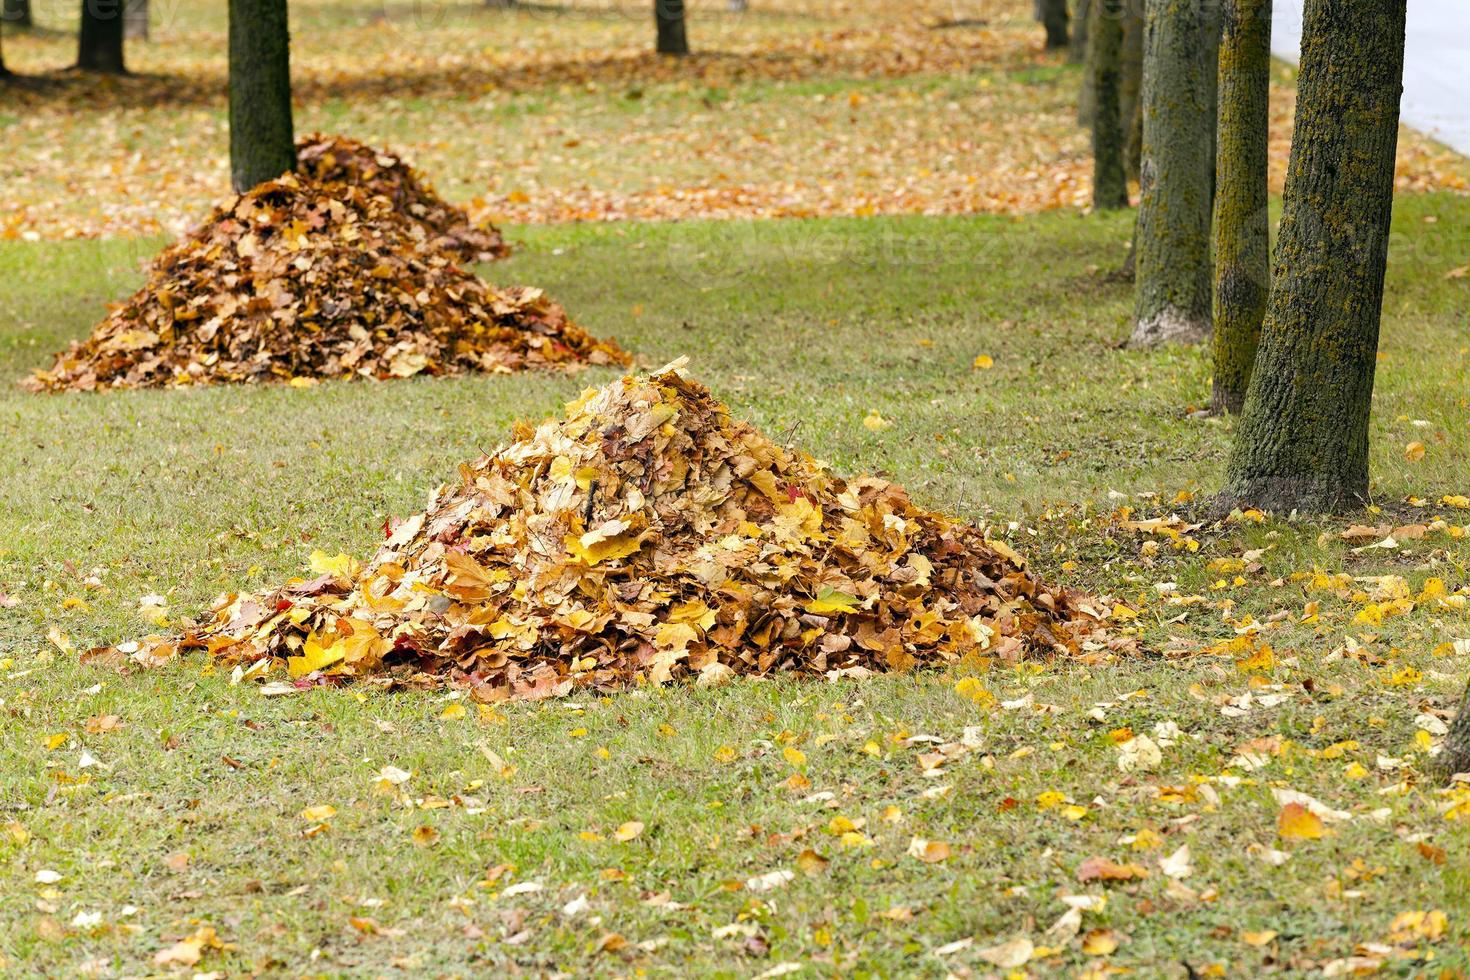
[3,1,1470,977]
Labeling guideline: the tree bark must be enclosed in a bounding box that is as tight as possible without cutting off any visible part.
[1437,681,1470,781]
[1069,0,1091,63]
[655,0,688,55]
[229,0,295,192]
[77,0,127,73]
[1129,0,1220,347]
[1220,0,1405,515]
[124,0,148,40]
[1090,1,1128,209]
[1041,0,1069,49]
[2,0,31,30]
[1210,0,1270,414]
[1119,3,1144,182]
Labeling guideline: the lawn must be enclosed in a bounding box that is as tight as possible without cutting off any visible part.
[3,196,1470,975]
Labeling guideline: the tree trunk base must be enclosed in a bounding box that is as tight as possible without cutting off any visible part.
[1214,476,1366,518]
[1130,306,1209,347]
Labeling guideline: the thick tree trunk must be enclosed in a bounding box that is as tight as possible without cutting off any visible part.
[655,0,688,55]
[2,0,32,30]
[1119,3,1144,182]
[77,0,127,73]
[124,0,148,40]
[1210,0,1271,414]
[1041,0,1069,49]
[1437,681,1470,780]
[1220,0,1405,515]
[1090,1,1128,209]
[229,0,295,192]
[1129,0,1220,347]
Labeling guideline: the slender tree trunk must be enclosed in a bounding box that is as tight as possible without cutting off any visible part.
[1220,0,1405,515]
[1437,681,1470,780]
[1129,0,1221,347]
[1041,0,1069,49]
[229,0,295,191]
[76,0,127,73]
[1210,0,1271,414]
[655,0,688,55]
[1119,3,1144,183]
[2,0,32,30]
[124,0,148,40]
[1069,0,1091,63]
[1091,1,1128,209]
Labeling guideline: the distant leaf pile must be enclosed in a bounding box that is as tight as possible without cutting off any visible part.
[117,364,1126,699]
[25,158,628,392]
[295,134,510,264]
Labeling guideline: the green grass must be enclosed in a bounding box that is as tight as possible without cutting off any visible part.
[3,202,1470,976]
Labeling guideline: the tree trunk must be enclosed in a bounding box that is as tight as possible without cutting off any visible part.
[655,0,688,55]
[1129,0,1220,347]
[1069,0,1091,63]
[1090,1,1128,209]
[1437,681,1470,781]
[1220,0,1404,514]
[1210,0,1271,414]
[124,0,148,40]
[229,0,295,192]
[2,0,32,30]
[1041,0,1069,49]
[1119,3,1144,182]
[76,0,127,73]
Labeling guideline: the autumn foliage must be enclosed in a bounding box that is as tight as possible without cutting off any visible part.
[119,364,1123,699]
[25,142,627,392]
[295,134,510,264]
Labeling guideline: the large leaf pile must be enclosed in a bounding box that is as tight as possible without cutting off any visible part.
[118,363,1124,700]
[25,172,628,392]
[295,134,510,264]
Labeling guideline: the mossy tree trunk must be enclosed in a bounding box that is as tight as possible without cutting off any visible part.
[655,0,688,55]
[1041,0,1069,49]
[1090,0,1128,209]
[229,0,295,192]
[77,0,126,73]
[1220,0,1406,515]
[1437,681,1470,780]
[1069,0,1091,63]
[1119,2,1144,182]
[2,0,31,30]
[1130,0,1221,346]
[1210,0,1271,414]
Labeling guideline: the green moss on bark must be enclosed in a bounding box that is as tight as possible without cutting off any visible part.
[1119,3,1144,183]
[1436,681,1470,780]
[1221,0,1406,515]
[1069,0,1092,63]
[1211,0,1271,414]
[228,0,295,192]
[1130,0,1220,347]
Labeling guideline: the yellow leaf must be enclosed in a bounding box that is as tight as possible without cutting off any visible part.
[300,804,337,822]
[862,410,892,431]
[954,677,997,707]
[1241,930,1278,947]
[906,837,951,863]
[411,825,440,847]
[782,746,807,768]
[440,703,467,720]
[614,821,644,842]
[807,588,860,615]
[308,550,355,577]
[1082,929,1121,955]
[972,354,995,370]
[1277,802,1327,840]
[713,745,737,764]
[565,517,648,566]
[1405,442,1426,462]
[287,634,347,678]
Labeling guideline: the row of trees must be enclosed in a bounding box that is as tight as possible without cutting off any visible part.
[1065,0,1403,518]
[1057,0,1470,778]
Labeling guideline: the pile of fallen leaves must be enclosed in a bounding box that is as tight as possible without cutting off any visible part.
[295,134,509,264]
[25,172,627,392]
[115,362,1125,699]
